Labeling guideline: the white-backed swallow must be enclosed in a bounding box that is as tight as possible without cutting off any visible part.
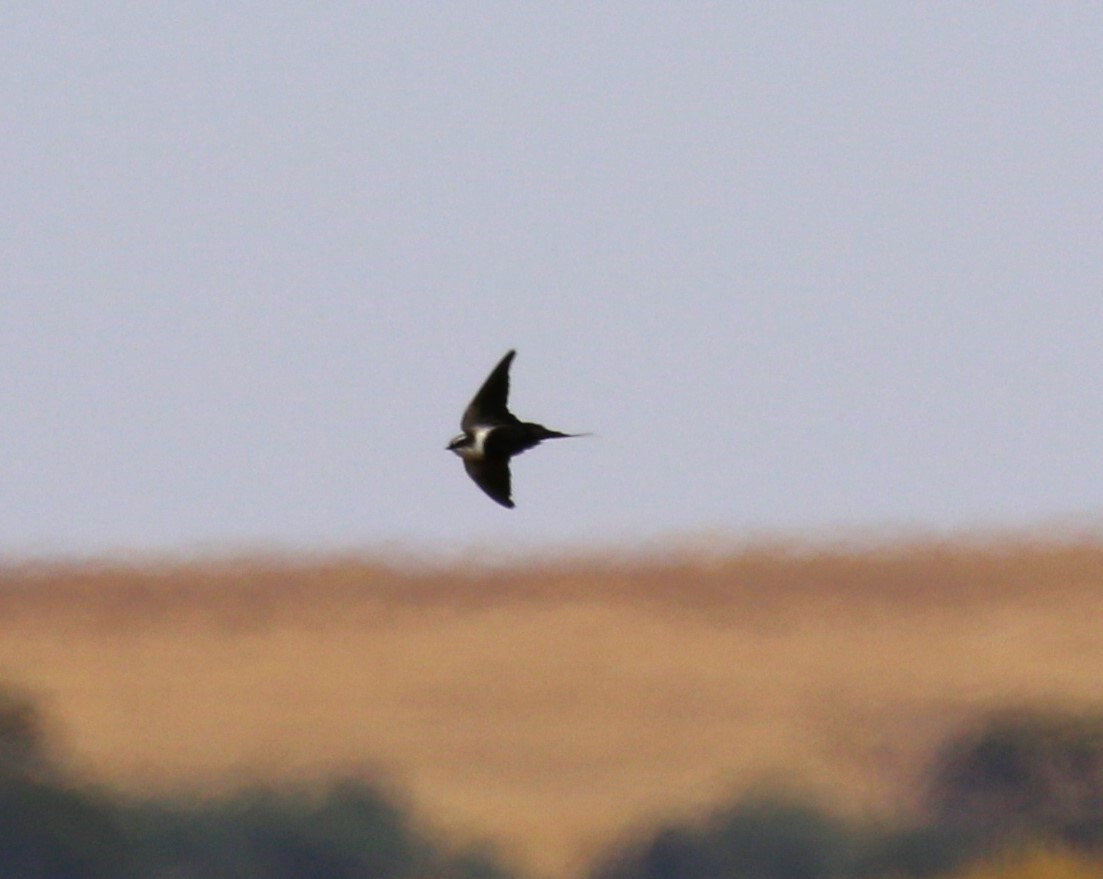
[447,350,584,508]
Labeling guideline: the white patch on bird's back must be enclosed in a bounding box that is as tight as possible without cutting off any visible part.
[456,426,493,461]
[472,426,494,456]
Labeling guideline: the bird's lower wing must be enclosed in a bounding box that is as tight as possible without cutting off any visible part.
[464,458,514,508]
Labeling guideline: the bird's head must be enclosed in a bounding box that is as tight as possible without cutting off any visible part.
[446,433,470,455]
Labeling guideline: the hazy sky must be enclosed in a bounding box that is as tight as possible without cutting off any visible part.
[3,4,1102,557]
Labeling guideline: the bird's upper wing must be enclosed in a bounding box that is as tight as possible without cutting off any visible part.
[461,349,518,431]
[463,458,515,508]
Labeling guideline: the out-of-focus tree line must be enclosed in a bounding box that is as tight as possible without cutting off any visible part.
[594,708,1103,879]
[4,684,1103,879]
[0,686,513,879]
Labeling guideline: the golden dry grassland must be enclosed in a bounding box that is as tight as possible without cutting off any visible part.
[1,536,1102,877]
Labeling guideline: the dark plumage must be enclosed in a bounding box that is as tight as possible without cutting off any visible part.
[447,350,583,508]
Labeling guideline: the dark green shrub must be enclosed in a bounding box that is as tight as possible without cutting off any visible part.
[928,709,1103,849]
[0,686,49,779]
[590,792,989,879]
[705,797,852,879]
[849,822,979,878]
[0,685,519,879]
[0,779,132,879]
[122,779,520,879]
[0,686,132,879]
[124,780,425,879]
[593,794,854,879]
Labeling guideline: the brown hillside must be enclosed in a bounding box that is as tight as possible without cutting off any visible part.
[1,537,1102,877]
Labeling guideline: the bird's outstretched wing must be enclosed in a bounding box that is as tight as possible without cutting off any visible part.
[462,349,518,431]
[463,458,514,508]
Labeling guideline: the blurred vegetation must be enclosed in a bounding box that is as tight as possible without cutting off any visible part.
[0,687,131,879]
[928,708,1103,850]
[590,793,976,879]
[7,677,1103,879]
[592,709,1103,879]
[0,685,516,879]
[121,782,515,879]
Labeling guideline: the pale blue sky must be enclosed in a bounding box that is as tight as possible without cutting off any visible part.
[3,4,1102,557]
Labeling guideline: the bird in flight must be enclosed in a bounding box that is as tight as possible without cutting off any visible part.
[447,349,584,508]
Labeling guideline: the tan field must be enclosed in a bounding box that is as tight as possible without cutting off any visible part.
[2,535,1103,877]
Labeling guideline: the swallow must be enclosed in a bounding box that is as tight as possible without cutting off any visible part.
[447,349,584,508]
